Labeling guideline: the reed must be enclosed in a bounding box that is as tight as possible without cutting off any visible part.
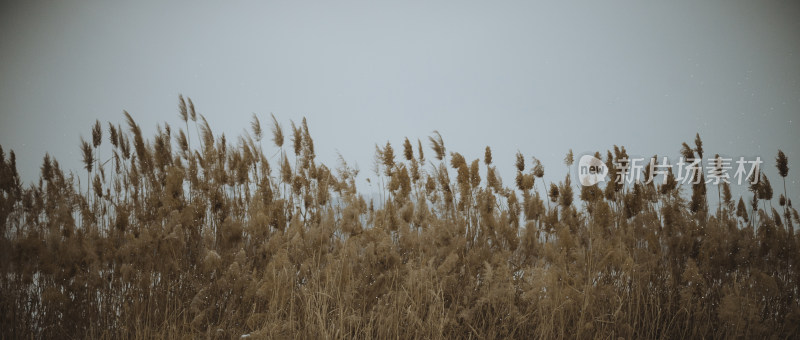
[1,98,799,339]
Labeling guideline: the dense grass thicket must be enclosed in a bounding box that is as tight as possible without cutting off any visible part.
[1,97,799,339]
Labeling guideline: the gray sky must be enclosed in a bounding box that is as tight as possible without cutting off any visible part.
[1,0,798,204]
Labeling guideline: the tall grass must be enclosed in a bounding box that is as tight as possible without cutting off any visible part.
[1,97,799,339]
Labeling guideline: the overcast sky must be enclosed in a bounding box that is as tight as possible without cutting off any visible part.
[1,0,798,203]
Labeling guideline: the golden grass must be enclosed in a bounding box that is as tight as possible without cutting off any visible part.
[1,98,799,339]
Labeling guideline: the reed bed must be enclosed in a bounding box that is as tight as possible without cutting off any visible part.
[1,97,799,339]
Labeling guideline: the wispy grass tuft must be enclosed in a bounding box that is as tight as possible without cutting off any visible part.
[0,99,799,339]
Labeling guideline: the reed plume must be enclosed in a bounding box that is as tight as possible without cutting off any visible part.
[1,105,798,340]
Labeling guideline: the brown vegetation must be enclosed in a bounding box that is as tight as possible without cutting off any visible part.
[1,97,799,339]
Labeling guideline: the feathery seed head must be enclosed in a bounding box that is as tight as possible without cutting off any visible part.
[108,123,118,148]
[694,133,704,159]
[776,150,789,178]
[188,97,197,121]
[382,142,395,176]
[515,151,525,172]
[469,159,480,188]
[681,142,694,160]
[429,131,445,161]
[549,183,559,203]
[92,120,102,148]
[564,149,574,167]
[417,139,425,163]
[178,94,188,122]
[532,158,544,178]
[291,121,303,156]
[403,137,413,161]
[250,113,263,142]
[80,137,93,171]
[270,113,284,148]
[450,152,466,170]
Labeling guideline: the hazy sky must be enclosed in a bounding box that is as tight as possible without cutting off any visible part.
[1,0,798,203]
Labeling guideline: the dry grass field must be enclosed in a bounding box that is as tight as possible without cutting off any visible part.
[1,97,799,339]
